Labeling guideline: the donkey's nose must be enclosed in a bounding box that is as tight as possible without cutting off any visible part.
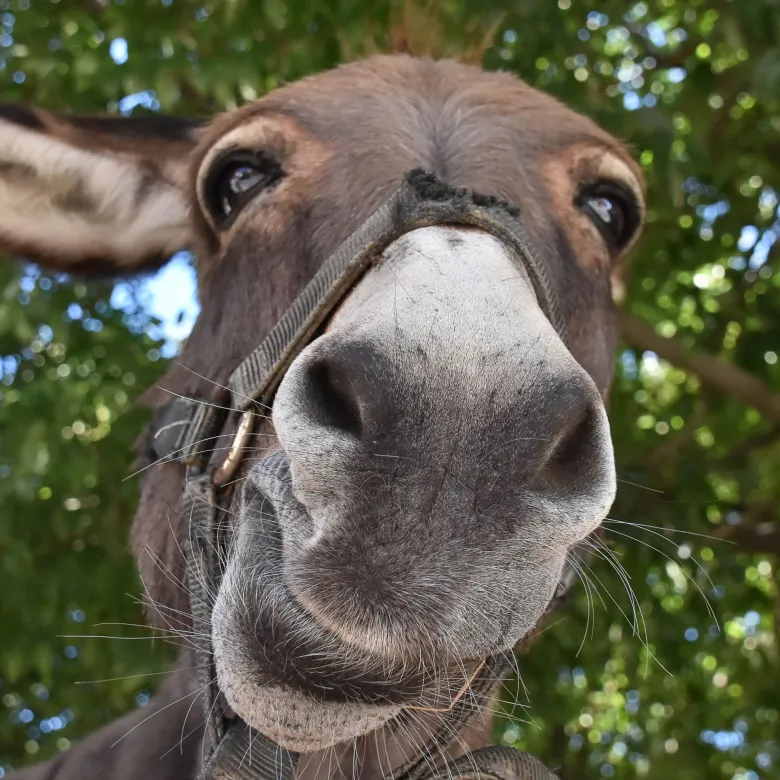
[274,329,611,497]
[281,339,394,442]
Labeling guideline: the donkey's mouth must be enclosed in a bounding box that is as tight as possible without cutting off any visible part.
[214,451,484,707]
[212,451,497,750]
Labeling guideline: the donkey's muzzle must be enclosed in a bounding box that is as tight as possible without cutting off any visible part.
[267,225,615,661]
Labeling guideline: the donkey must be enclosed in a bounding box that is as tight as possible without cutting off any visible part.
[1,55,645,780]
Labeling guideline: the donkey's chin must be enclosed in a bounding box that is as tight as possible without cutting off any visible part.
[212,656,402,752]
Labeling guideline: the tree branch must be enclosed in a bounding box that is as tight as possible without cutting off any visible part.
[620,312,780,423]
[712,520,780,556]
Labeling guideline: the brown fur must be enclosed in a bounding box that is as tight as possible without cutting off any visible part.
[2,55,645,779]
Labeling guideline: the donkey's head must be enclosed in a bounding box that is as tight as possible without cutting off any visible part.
[0,56,644,753]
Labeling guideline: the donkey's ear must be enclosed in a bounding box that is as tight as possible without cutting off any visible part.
[0,104,204,274]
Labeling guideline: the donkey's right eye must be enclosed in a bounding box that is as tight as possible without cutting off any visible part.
[205,150,284,228]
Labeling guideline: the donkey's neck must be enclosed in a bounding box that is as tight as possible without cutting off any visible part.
[9,660,202,780]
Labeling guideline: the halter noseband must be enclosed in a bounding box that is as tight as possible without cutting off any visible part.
[147,170,571,780]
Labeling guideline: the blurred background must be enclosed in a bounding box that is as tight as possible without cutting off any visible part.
[0,0,778,778]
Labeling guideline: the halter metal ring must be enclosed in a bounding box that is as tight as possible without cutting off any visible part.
[213,410,255,488]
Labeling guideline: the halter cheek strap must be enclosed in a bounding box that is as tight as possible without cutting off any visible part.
[146,170,571,780]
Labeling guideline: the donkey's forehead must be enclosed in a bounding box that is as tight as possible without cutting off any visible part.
[193,56,638,177]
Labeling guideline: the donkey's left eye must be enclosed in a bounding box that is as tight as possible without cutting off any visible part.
[205,151,284,227]
[577,181,639,253]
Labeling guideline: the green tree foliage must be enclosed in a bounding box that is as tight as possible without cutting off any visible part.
[1,1,778,778]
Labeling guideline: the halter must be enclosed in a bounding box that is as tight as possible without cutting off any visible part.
[147,170,572,780]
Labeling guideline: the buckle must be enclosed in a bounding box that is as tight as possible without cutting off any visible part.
[213,410,255,488]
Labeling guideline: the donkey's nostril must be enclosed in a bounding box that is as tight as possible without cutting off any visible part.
[301,357,363,437]
[539,385,606,491]
[279,339,397,447]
